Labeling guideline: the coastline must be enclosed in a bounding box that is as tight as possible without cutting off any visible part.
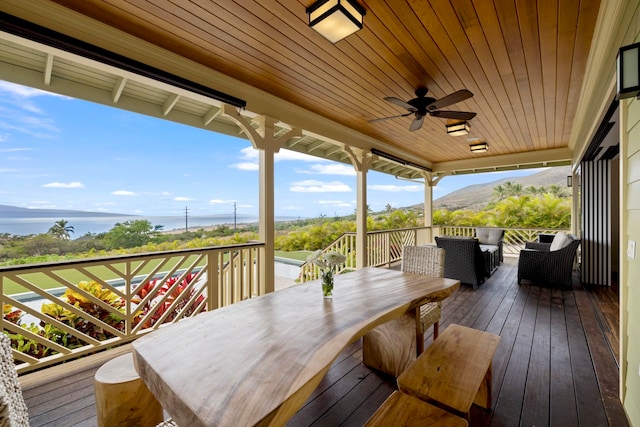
[160,221,258,235]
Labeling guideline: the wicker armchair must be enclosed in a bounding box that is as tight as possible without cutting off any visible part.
[362,246,445,376]
[401,246,445,355]
[0,334,29,427]
[435,236,486,289]
[475,227,505,263]
[517,236,580,288]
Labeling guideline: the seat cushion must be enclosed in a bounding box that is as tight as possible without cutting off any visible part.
[550,232,572,251]
[479,244,499,253]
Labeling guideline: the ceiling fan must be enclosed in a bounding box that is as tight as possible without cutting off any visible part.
[369,87,476,131]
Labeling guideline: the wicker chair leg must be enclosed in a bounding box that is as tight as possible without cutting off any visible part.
[416,331,424,356]
[433,322,439,340]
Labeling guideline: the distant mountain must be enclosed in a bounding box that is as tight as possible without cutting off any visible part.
[0,204,132,219]
[432,166,571,211]
[1,167,571,220]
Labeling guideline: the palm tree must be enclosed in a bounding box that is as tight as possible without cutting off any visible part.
[503,182,523,197]
[48,219,74,240]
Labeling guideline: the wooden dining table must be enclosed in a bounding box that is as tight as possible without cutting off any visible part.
[131,266,460,427]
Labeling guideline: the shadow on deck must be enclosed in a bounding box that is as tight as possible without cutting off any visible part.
[19,257,627,426]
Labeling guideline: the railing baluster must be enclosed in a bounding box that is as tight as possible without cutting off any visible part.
[0,242,264,374]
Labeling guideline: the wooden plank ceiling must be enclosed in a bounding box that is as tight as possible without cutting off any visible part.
[33,0,602,169]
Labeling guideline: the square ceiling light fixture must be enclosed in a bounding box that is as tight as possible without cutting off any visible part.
[617,41,640,99]
[307,0,366,43]
[446,122,470,136]
[470,142,489,153]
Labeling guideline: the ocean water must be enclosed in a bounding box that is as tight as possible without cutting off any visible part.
[0,215,260,237]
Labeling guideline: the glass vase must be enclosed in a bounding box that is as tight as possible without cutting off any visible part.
[321,270,334,299]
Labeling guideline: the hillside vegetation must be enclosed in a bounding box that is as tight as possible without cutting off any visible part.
[432,166,571,210]
[0,167,572,263]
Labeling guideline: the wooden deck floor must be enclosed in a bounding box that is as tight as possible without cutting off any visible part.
[19,257,627,426]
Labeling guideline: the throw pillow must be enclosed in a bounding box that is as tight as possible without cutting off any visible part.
[550,232,571,251]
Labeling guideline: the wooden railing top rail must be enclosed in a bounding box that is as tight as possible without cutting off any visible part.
[0,241,265,273]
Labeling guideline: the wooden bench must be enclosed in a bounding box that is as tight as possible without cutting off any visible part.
[397,324,500,421]
[365,391,468,427]
[94,352,164,427]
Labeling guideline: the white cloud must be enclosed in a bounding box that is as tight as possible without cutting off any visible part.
[290,180,352,193]
[0,147,34,153]
[298,163,356,176]
[112,190,138,196]
[209,199,235,204]
[369,184,423,192]
[27,203,57,209]
[230,146,325,171]
[42,181,84,189]
[174,196,194,202]
[238,203,253,208]
[230,162,259,171]
[0,168,16,173]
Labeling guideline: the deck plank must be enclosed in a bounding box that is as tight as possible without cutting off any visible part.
[490,283,538,426]
[19,257,626,427]
[549,287,579,426]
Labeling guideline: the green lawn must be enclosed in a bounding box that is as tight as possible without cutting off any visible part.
[5,252,309,297]
[275,251,312,262]
[3,255,203,296]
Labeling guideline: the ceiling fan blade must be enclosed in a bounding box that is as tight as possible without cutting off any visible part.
[368,112,413,123]
[430,110,477,120]
[384,97,417,111]
[409,116,424,131]
[427,89,473,111]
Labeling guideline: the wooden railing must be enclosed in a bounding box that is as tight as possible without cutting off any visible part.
[298,225,569,283]
[1,242,264,374]
[433,226,570,255]
[298,227,433,282]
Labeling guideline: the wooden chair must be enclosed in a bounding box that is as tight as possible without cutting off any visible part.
[401,246,445,354]
[0,334,30,427]
[362,246,445,376]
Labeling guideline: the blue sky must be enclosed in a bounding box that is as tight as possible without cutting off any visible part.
[0,81,542,219]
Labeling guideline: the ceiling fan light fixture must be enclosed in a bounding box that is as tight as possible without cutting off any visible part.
[470,142,489,153]
[446,122,470,136]
[307,0,366,43]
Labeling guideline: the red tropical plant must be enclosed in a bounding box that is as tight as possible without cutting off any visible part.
[134,273,206,328]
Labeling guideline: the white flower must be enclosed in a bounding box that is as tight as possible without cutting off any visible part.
[324,251,346,267]
[307,250,346,271]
